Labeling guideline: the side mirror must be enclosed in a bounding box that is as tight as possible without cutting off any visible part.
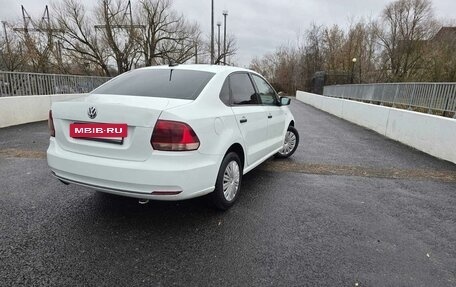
[280,96,291,106]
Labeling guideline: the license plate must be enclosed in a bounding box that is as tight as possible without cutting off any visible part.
[70,123,128,138]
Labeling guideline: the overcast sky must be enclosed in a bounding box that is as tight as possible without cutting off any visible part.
[1,0,455,66]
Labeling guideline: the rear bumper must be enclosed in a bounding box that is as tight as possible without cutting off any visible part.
[47,138,221,200]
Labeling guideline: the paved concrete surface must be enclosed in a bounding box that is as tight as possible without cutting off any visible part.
[1,100,455,286]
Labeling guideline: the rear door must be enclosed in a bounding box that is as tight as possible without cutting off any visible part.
[229,73,269,166]
[251,74,287,152]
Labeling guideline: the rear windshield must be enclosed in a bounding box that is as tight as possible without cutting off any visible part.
[91,69,215,100]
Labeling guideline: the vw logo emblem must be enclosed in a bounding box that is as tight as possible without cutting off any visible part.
[87,106,97,119]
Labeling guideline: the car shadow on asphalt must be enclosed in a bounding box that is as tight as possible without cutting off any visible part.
[77,167,271,227]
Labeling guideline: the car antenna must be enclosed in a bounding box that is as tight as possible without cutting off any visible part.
[168,60,178,81]
[168,61,179,67]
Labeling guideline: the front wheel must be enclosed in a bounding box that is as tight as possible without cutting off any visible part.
[275,126,299,158]
[210,152,242,210]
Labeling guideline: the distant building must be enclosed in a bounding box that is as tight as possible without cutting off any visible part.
[432,27,456,43]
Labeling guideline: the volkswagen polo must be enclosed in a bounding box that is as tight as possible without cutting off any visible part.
[47,65,299,210]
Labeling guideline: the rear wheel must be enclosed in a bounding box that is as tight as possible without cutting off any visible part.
[275,126,299,158]
[210,152,242,210]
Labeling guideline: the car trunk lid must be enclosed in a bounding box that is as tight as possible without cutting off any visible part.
[51,94,191,161]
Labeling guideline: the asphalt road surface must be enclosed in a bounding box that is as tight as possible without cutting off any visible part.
[1,99,455,287]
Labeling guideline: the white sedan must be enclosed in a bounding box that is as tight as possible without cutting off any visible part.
[47,65,299,209]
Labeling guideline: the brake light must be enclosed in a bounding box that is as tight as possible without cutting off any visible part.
[48,110,55,137]
[151,120,200,151]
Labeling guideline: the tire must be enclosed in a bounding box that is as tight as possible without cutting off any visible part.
[210,152,242,210]
[275,126,299,159]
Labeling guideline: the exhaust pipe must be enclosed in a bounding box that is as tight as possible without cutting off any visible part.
[138,199,149,205]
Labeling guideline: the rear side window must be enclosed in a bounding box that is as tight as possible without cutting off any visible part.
[219,78,230,105]
[230,73,259,105]
[91,69,215,100]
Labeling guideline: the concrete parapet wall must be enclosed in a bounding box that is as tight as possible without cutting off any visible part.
[296,91,456,164]
[0,94,86,128]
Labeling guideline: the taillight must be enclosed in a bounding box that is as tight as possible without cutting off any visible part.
[48,110,55,137]
[151,120,200,151]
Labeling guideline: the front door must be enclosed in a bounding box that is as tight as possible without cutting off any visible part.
[251,74,287,152]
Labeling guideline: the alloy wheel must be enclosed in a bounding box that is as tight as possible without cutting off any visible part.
[222,160,240,201]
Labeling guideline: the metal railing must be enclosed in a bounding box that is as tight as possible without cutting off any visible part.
[323,83,456,115]
[0,71,111,97]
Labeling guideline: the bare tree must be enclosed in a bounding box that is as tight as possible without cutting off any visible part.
[94,0,142,73]
[4,0,238,75]
[136,0,200,66]
[250,53,276,81]
[8,7,63,73]
[375,0,438,81]
[360,21,382,83]
[0,21,25,71]
[343,21,382,83]
[53,0,111,76]
[213,35,237,65]
[425,27,456,81]
[250,0,450,93]
[302,23,325,76]
[250,45,300,94]
[193,32,237,65]
[322,25,345,73]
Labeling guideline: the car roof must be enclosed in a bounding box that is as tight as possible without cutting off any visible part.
[138,64,254,74]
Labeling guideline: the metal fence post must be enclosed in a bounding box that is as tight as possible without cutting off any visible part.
[408,83,416,110]
[392,84,399,107]
[53,74,57,94]
[27,73,32,95]
[428,83,437,114]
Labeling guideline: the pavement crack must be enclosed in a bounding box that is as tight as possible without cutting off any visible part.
[0,148,46,159]
[2,148,454,183]
[260,160,456,182]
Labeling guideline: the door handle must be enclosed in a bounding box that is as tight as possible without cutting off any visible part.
[240,117,247,123]
[268,114,272,119]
